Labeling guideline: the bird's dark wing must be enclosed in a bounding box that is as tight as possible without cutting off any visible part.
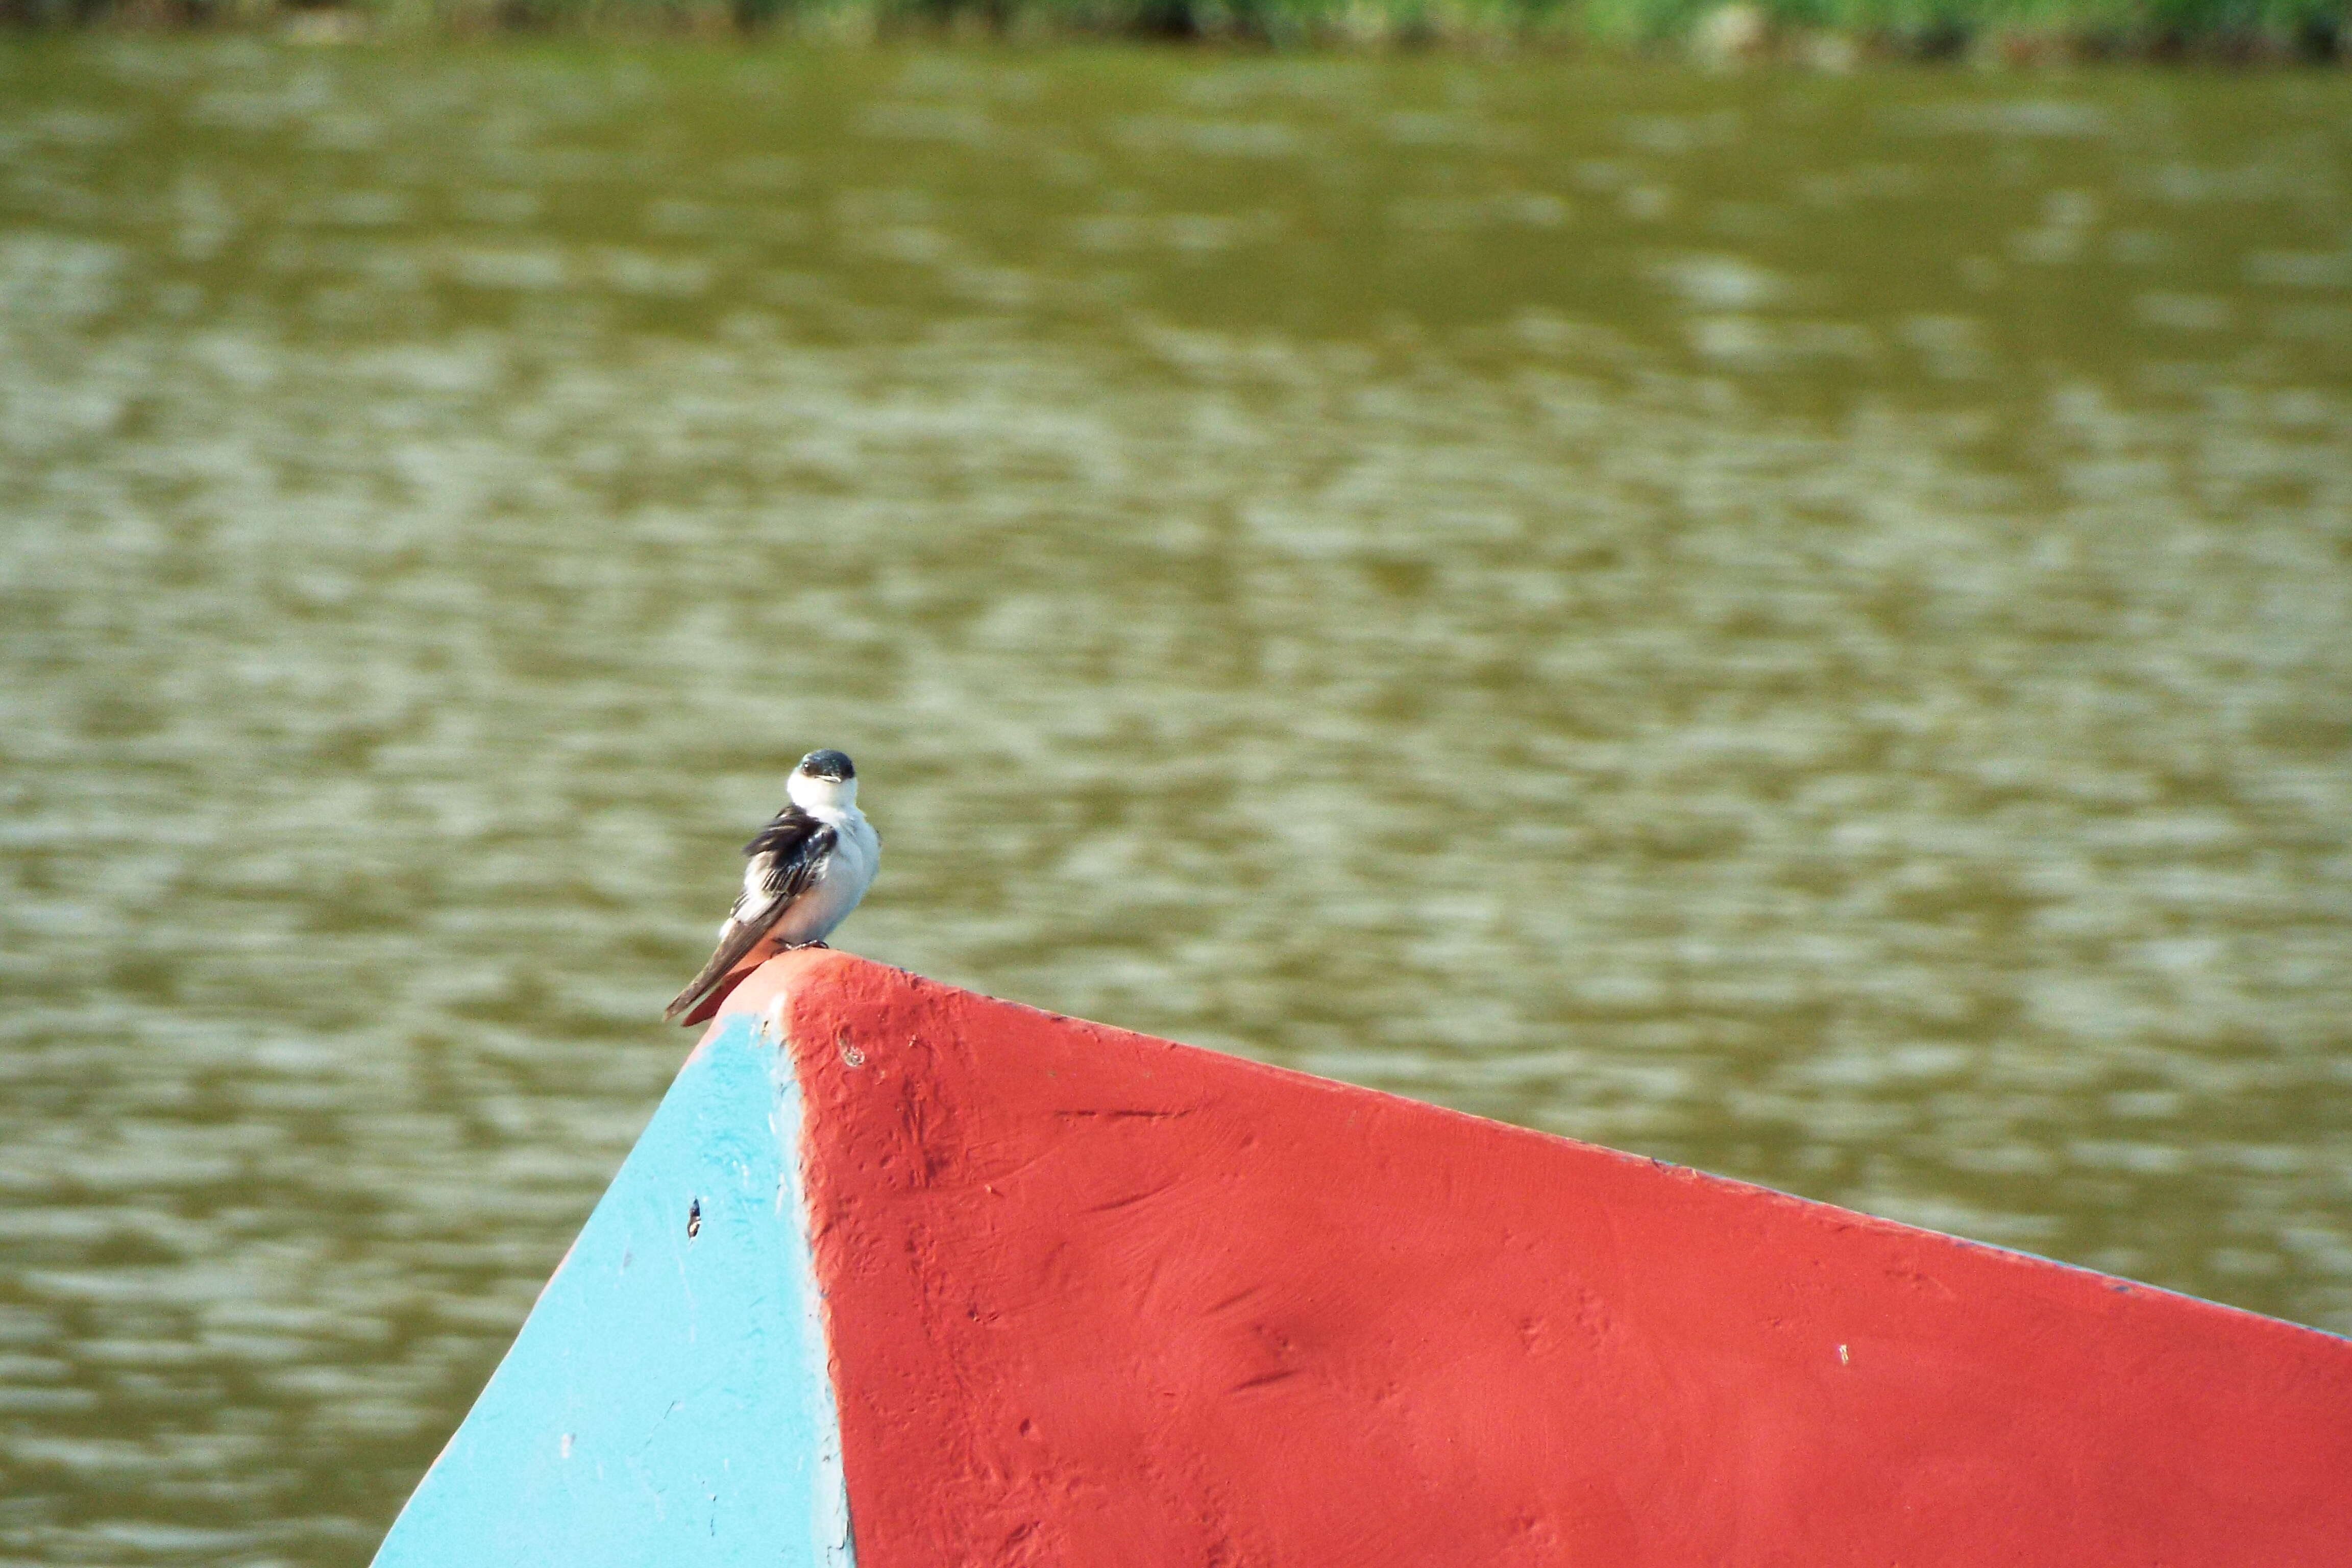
[742,810,831,896]
[662,809,839,1022]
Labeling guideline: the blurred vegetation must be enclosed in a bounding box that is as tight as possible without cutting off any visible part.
[1,0,2345,60]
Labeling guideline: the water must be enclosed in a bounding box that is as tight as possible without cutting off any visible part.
[3,36,2348,1562]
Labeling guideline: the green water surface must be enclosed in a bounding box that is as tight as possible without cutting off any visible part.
[2,38,2348,1564]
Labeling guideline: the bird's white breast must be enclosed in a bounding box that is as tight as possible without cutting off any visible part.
[767,804,879,949]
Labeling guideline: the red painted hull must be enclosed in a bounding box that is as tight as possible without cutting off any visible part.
[721,950,2352,1566]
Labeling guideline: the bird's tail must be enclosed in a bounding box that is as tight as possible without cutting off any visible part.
[662,918,771,1023]
[660,980,712,1024]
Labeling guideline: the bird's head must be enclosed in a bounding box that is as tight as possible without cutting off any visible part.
[788,749,858,810]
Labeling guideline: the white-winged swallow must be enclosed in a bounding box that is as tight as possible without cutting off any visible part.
[664,749,880,1023]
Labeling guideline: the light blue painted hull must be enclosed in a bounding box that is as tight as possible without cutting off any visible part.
[372,1015,853,1567]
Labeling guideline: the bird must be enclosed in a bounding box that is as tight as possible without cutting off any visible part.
[663,749,880,1023]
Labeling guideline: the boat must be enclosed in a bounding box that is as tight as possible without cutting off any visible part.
[373,948,2352,1566]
